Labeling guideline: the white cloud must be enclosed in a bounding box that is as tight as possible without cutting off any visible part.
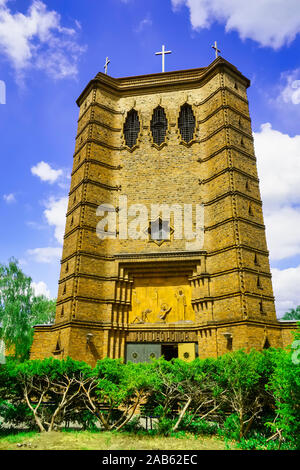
[26,196,67,267]
[279,69,300,105]
[25,196,67,266]
[31,280,51,298]
[271,266,300,317]
[264,207,300,261]
[254,123,300,261]
[0,0,86,82]
[31,161,63,184]
[26,220,47,230]
[171,0,300,49]
[3,193,16,203]
[254,123,300,209]
[43,196,68,244]
[74,19,82,30]
[27,246,62,263]
[135,15,153,33]
[253,123,300,318]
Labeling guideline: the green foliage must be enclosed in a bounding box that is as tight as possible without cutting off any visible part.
[1,357,92,432]
[181,416,219,435]
[146,358,217,425]
[80,358,155,431]
[235,434,295,450]
[236,434,280,450]
[0,400,35,429]
[31,296,56,326]
[0,258,56,360]
[92,358,155,407]
[119,416,144,433]
[218,414,240,441]
[0,258,33,360]
[266,345,300,449]
[212,349,274,440]
[154,416,175,436]
[215,349,265,392]
[0,348,298,450]
[65,408,98,431]
[282,306,300,320]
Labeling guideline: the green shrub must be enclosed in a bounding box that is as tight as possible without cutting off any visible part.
[236,434,295,450]
[175,413,219,435]
[0,347,298,449]
[266,341,300,449]
[80,358,155,431]
[188,418,219,435]
[120,416,144,433]
[64,407,98,431]
[154,416,175,436]
[0,400,35,429]
[218,414,240,441]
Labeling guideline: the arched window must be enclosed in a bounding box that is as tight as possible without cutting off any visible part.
[259,300,264,314]
[123,109,140,148]
[178,103,195,143]
[151,106,168,145]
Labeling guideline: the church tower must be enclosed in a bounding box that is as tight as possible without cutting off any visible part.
[31,56,296,366]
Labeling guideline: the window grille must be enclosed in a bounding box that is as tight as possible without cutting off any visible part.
[150,218,170,241]
[178,103,195,143]
[150,106,168,145]
[123,109,140,148]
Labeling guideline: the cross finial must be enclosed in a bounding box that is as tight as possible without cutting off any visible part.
[212,41,221,59]
[155,44,172,73]
[104,57,110,75]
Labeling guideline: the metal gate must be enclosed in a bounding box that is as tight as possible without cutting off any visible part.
[126,343,161,363]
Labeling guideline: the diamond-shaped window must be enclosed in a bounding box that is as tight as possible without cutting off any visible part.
[144,217,174,246]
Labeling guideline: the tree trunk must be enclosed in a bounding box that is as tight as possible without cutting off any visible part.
[172,397,192,432]
[115,400,140,432]
[23,389,46,433]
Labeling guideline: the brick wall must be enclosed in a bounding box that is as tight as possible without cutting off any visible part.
[30,58,297,365]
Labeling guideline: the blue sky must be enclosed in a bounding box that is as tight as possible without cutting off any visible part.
[0,0,300,317]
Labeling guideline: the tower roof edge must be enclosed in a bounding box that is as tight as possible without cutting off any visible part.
[76,57,250,107]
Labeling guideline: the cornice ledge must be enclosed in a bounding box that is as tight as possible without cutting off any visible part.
[76,57,250,107]
[115,250,206,260]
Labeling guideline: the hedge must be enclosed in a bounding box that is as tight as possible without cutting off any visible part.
[0,347,299,449]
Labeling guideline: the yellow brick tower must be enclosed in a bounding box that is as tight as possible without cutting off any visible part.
[31,57,296,366]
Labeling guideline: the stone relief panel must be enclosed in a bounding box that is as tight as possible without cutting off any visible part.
[129,276,195,324]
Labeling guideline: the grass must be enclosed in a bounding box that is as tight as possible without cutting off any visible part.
[0,429,232,450]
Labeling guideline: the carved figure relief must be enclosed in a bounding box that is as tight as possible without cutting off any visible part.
[129,277,195,324]
[158,304,172,322]
[132,308,152,324]
[175,289,187,321]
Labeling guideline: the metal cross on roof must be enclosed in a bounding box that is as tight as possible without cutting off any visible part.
[104,57,110,75]
[212,41,221,59]
[155,45,172,73]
